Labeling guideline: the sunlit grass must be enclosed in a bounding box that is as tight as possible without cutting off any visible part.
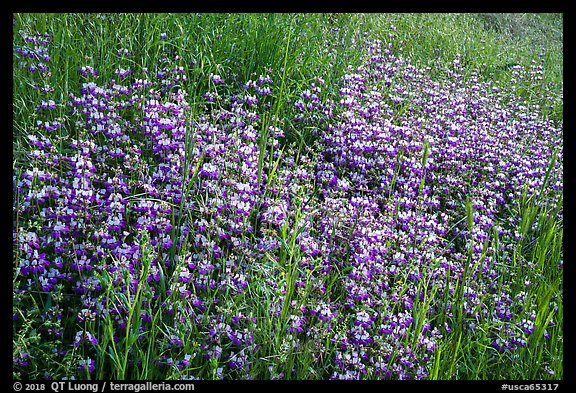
[13,13,562,380]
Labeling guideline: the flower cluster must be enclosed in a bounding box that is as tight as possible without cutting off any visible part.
[13,29,316,379]
[292,37,562,379]
[13,27,562,380]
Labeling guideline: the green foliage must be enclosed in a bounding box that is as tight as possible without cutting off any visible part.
[13,13,562,380]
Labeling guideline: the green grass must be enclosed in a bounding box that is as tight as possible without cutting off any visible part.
[431,189,563,380]
[13,13,562,380]
[13,12,563,145]
[373,13,562,84]
[371,13,563,122]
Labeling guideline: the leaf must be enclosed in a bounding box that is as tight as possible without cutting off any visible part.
[43,293,52,313]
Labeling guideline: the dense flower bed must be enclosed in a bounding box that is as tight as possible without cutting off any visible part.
[13,29,562,380]
[294,38,562,379]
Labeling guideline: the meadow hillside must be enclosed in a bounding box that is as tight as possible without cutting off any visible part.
[13,13,563,380]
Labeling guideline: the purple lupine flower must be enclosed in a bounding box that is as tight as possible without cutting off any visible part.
[73,331,98,347]
[209,74,224,84]
[78,358,96,373]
